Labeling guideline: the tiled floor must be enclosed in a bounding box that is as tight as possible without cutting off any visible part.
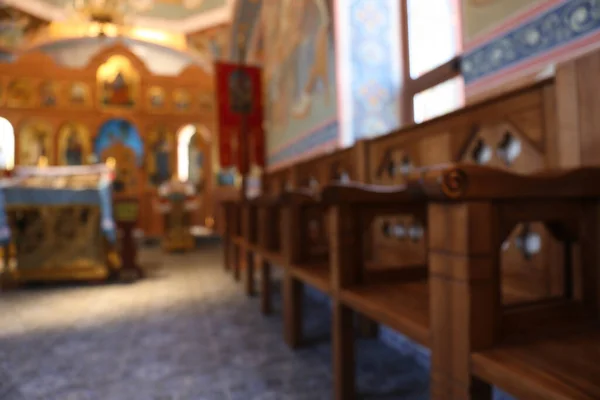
[0,243,429,400]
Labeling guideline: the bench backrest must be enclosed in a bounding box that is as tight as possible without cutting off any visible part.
[362,79,560,305]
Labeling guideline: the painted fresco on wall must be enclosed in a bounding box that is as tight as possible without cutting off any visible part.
[0,9,48,50]
[97,55,139,109]
[187,25,230,59]
[94,119,143,165]
[6,79,34,108]
[40,81,58,107]
[146,126,173,186]
[57,122,90,165]
[463,0,544,42]
[19,120,53,166]
[262,0,337,151]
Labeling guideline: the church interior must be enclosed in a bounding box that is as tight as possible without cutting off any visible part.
[1,0,600,399]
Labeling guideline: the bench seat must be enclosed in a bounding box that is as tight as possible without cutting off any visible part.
[290,263,331,294]
[340,281,430,346]
[472,328,600,400]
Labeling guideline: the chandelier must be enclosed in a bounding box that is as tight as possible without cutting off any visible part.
[68,0,155,25]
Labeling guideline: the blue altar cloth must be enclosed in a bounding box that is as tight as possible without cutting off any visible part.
[0,182,116,244]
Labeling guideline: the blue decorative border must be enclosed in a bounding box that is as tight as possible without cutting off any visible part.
[267,121,339,166]
[462,0,600,84]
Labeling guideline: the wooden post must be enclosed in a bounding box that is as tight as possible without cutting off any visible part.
[330,204,363,400]
[281,203,303,348]
[398,0,414,126]
[245,247,255,296]
[260,258,272,315]
[223,203,230,271]
[428,202,498,400]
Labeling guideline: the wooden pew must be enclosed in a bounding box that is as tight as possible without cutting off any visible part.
[219,198,241,276]
[322,181,430,400]
[367,78,561,304]
[252,194,285,315]
[421,164,600,400]
[326,164,600,400]
[221,165,293,285]
[275,144,372,347]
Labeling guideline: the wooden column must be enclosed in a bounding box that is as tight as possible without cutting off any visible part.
[244,249,255,296]
[222,203,230,271]
[428,202,499,400]
[330,204,363,400]
[260,258,272,315]
[352,139,379,337]
[257,205,273,314]
[281,203,303,348]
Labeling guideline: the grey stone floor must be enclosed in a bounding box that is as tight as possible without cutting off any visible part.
[0,243,429,400]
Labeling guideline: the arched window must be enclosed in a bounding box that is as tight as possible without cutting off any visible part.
[0,118,15,169]
[408,0,463,123]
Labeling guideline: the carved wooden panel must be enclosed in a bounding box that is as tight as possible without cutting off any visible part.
[299,205,329,263]
[459,116,561,306]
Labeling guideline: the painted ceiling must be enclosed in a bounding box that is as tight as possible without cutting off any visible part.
[44,0,226,20]
[2,0,234,33]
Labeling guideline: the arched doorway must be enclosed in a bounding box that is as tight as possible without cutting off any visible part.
[177,124,210,190]
[176,124,212,227]
[0,118,15,169]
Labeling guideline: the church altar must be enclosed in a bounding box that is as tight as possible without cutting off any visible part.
[0,165,120,284]
[155,179,197,252]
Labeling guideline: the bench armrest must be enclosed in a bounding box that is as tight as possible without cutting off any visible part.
[320,182,424,205]
[410,163,600,200]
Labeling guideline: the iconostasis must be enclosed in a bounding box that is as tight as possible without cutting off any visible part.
[0,43,216,237]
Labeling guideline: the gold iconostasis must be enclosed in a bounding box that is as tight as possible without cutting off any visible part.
[0,43,216,236]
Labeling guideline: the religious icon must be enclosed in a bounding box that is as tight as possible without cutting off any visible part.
[146,126,173,187]
[70,82,89,105]
[97,55,139,109]
[19,120,53,166]
[101,142,139,196]
[148,86,165,109]
[95,119,144,167]
[58,122,90,166]
[40,81,58,107]
[173,89,191,111]
[6,78,34,108]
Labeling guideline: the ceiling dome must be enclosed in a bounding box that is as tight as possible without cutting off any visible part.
[25,36,212,75]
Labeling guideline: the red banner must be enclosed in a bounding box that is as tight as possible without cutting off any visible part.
[214,62,264,173]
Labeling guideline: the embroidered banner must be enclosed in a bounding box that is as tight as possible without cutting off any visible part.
[214,62,264,173]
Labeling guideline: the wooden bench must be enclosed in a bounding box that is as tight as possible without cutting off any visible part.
[322,180,430,400]
[326,164,600,400]
[422,164,600,400]
[219,198,241,277]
